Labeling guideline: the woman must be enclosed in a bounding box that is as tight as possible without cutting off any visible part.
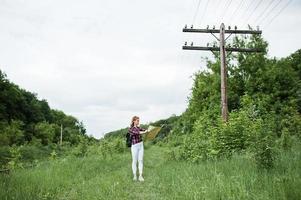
[128,116,148,181]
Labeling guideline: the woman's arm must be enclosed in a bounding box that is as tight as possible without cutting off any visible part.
[139,127,146,131]
[138,127,148,134]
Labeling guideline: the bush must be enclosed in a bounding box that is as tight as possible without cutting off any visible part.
[7,145,23,170]
[0,120,25,146]
[71,138,89,157]
[177,110,252,162]
[86,137,127,159]
[34,122,57,145]
[173,103,279,169]
[247,118,276,170]
[166,146,184,161]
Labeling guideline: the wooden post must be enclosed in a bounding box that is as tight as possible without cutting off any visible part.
[60,124,63,145]
[219,23,228,122]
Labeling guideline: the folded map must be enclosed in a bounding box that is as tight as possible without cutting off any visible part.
[145,125,162,140]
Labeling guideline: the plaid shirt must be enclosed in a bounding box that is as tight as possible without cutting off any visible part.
[129,126,146,145]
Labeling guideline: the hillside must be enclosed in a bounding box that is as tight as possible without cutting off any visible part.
[0,70,96,168]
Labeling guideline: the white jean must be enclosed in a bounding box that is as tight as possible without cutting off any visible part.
[131,141,144,176]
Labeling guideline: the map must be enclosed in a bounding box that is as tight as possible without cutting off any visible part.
[145,125,162,140]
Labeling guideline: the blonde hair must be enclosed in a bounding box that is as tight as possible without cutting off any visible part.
[130,116,139,127]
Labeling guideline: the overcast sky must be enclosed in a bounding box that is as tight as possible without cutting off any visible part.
[1,0,300,138]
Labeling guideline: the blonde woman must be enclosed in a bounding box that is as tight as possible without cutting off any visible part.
[128,116,148,181]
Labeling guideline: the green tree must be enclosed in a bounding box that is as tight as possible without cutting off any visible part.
[34,122,57,145]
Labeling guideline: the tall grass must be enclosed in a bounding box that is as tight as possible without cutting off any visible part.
[1,142,300,200]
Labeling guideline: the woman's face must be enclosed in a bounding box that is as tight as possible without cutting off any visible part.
[134,118,140,126]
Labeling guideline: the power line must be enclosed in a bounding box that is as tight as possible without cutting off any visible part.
[215,0,226,14]
[257,0,283,25]
[245,0,265,23]
[264,0,293,28]
[199,0,210,27]
[215,0,228,24]
[210,0,221,25]
[233,0,252,26]
[221,0,233,23]
[253,0,276,24]
[230,0,247,22]
[192,0,202,25]
[234,0,256,26]
[243,0,257,17]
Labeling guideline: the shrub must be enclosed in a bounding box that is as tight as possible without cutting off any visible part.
[0,120,25,146]
[71,138,89,157]
[174,103,279,169]
[166,146,180,161]
[7,145,23,170]
[178,110,252,162]
[247,118,276,170]
[34,122,57,145]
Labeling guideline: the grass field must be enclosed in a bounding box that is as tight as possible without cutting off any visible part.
[1,144,300,200]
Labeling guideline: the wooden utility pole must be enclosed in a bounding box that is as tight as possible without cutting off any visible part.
[182,23,263,122]
[219,23,228,122]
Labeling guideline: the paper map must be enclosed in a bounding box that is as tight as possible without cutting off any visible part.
[145,125,162,140]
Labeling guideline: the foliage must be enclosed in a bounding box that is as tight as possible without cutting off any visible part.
[164,35,301,169]
[7,145,23,170]
[1,145,301,199]
[0,120,24,146]
[49,150,57,160]
[0,69,89,148]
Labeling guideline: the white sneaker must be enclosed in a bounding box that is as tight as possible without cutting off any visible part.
[133,175,137,181]
[138,175,144,182]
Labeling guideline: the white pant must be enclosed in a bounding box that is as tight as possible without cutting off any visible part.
[131,141,144,176]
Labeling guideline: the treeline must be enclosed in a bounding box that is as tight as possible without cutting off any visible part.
[0,70,94,147]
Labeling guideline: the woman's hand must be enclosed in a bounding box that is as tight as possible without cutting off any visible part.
[139,130,148,134]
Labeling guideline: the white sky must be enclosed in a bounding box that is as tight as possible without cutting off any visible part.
[1,0,300,138]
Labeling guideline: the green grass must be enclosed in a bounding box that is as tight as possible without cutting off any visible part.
[1,144,300,200]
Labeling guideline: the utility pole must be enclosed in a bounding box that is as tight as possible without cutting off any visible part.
[60,124,63,145]
[183,23,263,122]
[219,23,228,122]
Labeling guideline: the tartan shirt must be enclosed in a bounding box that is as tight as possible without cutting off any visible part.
[129,126,146,145]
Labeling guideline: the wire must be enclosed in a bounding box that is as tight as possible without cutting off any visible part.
[244,0,257,16]
[232,0,251,26]
[232,0,255,26]
[230,0,247,22]
[192,0,202,25]
[199,0,210,27]
[264,0,293,28]
[221,0,234,23]
[257,0,283,25]
[245,0,264,23]
[232,0,256,27]
[214,0,226,24]
[253,0,276,24]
